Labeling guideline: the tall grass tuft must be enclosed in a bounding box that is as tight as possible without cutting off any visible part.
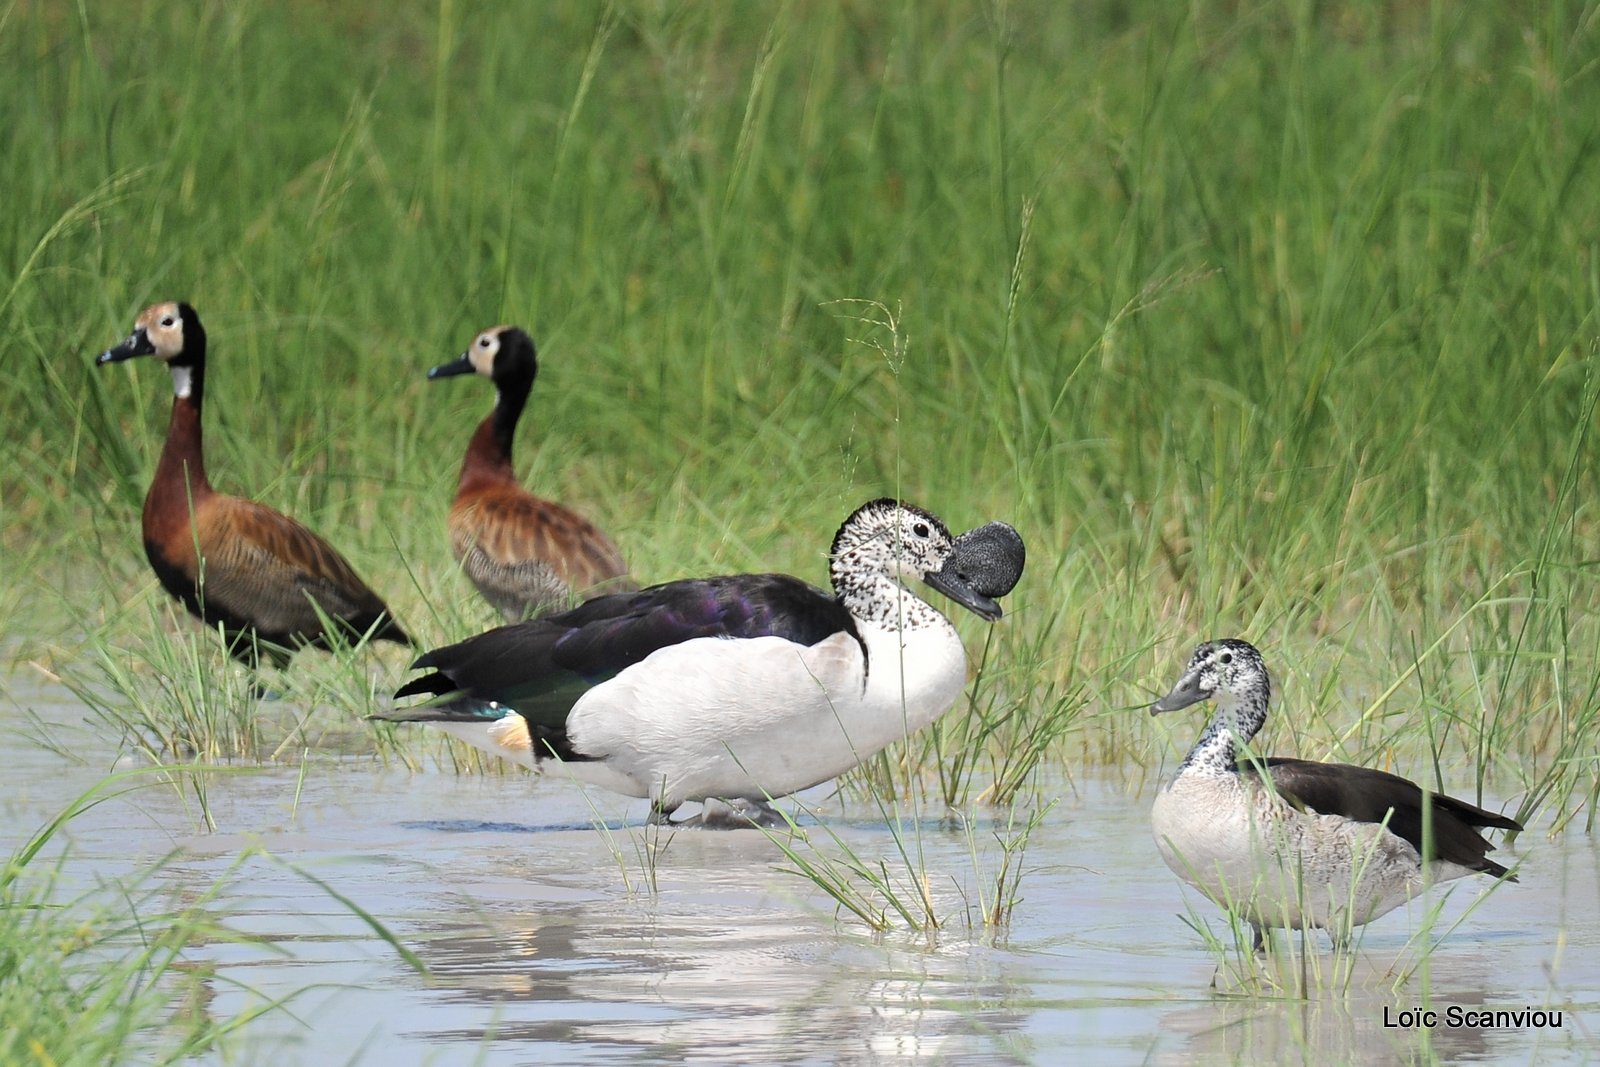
[0,2,1595,824]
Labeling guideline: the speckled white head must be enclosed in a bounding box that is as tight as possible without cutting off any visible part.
[830,499,1003,621]
[1150,638,1272,714]
[832,499,953,578]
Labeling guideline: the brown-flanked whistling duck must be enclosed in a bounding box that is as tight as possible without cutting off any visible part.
[430,325,633,621]
[96,301,410,670]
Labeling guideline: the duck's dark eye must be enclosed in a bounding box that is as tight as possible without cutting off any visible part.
[912,522,930,538]
[160,317,175,327]
[478,336,492,347]
[1219,652,1233,665]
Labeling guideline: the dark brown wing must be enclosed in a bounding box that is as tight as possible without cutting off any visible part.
[1241,756,1521,879]
[190,495,407,647]
[450,485,633,615]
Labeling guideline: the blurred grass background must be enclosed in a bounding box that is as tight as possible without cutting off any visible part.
[1,0,1596,823]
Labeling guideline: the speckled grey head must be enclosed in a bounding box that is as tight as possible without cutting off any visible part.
[938,522,1026,600]
[1150,638,1271,714]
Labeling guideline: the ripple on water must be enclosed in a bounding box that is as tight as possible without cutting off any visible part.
[2,677,1595,1065]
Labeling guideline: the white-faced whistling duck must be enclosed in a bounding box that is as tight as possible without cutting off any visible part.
[96,302,410,670]
[430,326,634,622]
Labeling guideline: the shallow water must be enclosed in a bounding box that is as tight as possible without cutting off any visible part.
[4,675,1596,1066]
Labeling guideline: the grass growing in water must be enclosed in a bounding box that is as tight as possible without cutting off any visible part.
[758,785,1053,935]
[0,3,1595,828]
[0,767,425,1063]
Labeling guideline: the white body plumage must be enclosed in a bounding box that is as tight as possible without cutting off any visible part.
[400,499,1015,824]
[1148,639,1519,947]
[1151,771,1478,934]
[436,602,966,809]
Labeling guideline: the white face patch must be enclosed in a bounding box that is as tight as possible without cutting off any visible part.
[169,364,194,399]
[468,330,501,377]
[136,301,188,361]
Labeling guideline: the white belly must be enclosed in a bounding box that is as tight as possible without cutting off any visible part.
[1151,773,1441,934]
[566,621,968,810]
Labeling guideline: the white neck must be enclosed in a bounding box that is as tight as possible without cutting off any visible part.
[838,571,947,633]
[1177,688,1268,779]
[169,364,193,399]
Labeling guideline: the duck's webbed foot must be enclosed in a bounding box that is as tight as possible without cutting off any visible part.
[664,797,788,830]
[1251,924,1268,954]
[648,801,680,826]
[713,797,787,828]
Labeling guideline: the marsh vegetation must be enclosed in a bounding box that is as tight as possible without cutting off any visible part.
[2,1,1596,1060]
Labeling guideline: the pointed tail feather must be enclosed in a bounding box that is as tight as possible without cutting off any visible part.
[1474,855,1518,882]
[1433,792,1523,832]
[394,670,457,701]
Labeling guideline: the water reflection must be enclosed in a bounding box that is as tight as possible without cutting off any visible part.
[1147,839,1600,1066]
[1155,971,1504,1065]
[400,831,1033,1063]
[1,671,1595,1066]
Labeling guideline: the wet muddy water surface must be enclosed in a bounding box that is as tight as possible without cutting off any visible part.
[5,681,1595,1065]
